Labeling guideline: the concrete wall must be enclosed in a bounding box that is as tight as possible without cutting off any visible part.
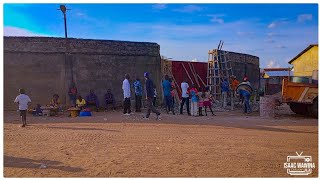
[227,51,260,89]
[4,37,161,110]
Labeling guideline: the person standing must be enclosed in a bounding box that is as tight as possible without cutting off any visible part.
[144,72,161,120]
[14,89,31,127]
[170,78,176,109]
[230,75,240,110]
[153,85,157,107]
[189,84,199,117]
[133,78,143,112]
[162,75,175,114]
[180,79,190,115]
[203,86,216,116]
[221,78,229,108]
[122,74,132,115]
[68,82,77,107]
[198,87,204,116]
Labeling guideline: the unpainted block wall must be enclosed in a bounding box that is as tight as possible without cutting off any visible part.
[4,37,161,110]
[227,51,260,89]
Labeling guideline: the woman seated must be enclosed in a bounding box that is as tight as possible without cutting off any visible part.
[50,94,61,115]
[50,94,61,108]
[76,95,86,110]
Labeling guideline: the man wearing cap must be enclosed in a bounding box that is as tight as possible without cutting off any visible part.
[144,72,161,120]
[122,74,132,115]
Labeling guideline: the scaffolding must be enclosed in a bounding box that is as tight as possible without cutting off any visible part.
[207,41,234,100]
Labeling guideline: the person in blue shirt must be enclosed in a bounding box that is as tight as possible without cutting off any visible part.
[86,89,99,112]
[221,78,229,108]
[144,72,161,120]
[162,75,175,115]
[238,77,252,114]
[133,78,143,112]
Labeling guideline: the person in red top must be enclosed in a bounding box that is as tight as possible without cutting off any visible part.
[230,75,240,110]
[169,78,175,109]
[68,82,77,107]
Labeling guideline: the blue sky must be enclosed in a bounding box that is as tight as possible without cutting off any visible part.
[4,3,318,68]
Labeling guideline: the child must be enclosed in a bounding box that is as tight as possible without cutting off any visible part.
[189,84,199,117]
[153,85,157,107]
[198,87,204,116]
[33,104,43,116]
[203,86,216,116]
[14,89,31,127]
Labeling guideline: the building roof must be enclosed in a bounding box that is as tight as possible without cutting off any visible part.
[288,44,318,64]
[263,71,292,78]
[263,68,291,71]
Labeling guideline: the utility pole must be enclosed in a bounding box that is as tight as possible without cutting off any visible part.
[58,5,71,106]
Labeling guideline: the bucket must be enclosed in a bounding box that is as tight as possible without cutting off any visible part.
[291,77,310,84]
[79,111,92,117]
[260,96,276,118]
[70,110,79,118]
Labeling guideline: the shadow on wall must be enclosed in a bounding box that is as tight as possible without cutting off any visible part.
[4,155,84,173]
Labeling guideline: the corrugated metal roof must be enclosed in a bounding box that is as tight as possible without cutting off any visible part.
[264,71,292,77]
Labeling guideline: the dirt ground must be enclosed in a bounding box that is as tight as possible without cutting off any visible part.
[3,105,318,177]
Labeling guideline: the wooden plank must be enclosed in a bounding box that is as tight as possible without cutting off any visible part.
[181,63,194,85]
[188,62,200,87]
[197,74,206,87]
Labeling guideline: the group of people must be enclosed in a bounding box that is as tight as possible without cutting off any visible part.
[122,72,161,120]
[13,70,253,127]
[220,75,253,113]
[68,83,116,111]
[178,79,216,117]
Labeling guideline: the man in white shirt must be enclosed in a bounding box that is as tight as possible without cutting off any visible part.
[14,89,31,127]
[122,74,132,115]
[180,79,191,115]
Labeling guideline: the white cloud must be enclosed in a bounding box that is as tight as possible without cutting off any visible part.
[276,45,287,49]
[267,18,289,28]
[4,26,48,37]
[173,5,202,13]
[237,31,254,36]
[152,4,167,10]
[297,14,312,23]
[266,60,280,68]
[208,14,225,24]
[268,22,276,28]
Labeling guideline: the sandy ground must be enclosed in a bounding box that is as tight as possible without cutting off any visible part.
[3,105,318,177]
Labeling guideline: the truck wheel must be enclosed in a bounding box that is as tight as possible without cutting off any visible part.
[289,103,308,115]
[311,98,318,118]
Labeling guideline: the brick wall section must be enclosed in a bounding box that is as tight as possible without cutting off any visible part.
[4,37,161,110]
[226,51,260,89]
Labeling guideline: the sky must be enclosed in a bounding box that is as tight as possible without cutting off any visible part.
[3,3,318,68]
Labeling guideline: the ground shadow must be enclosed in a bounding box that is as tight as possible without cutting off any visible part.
[46,126,120,132]
[4,155,84,173]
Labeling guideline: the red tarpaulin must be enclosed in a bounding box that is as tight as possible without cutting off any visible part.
[171,61,207,98]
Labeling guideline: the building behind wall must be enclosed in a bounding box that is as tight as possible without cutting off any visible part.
[161,50,260,99]
[4,37,161,110]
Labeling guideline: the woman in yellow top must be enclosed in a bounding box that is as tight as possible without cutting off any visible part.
[50,94,61,108]
[76,95,86,110]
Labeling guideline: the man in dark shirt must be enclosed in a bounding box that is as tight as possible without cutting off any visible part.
[144,72,161,120]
